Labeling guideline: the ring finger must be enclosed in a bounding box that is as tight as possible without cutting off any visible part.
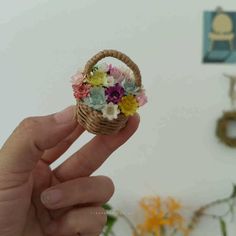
[41,176,114,210]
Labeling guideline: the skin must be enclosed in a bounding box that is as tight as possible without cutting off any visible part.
[0,106,139,236]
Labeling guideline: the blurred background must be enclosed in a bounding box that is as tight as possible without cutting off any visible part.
[0,0,236,235]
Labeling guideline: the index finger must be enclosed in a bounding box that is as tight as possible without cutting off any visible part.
[54,114,140,181]
[0,106,77,182]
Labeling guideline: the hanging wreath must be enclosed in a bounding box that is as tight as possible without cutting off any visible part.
[216,111,236,147]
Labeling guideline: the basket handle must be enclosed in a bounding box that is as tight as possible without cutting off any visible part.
[83,49,142,87]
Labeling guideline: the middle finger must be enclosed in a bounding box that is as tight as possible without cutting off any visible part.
[54,114,140,181]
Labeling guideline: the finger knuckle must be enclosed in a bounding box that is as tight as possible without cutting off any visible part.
[78,153,97,175]
[19,117,39,133]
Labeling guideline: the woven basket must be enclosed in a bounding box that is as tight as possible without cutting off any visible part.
[75,49,142,135]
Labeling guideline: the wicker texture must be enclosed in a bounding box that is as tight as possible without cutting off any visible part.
[76,49,141,135]
[216,111,236,147]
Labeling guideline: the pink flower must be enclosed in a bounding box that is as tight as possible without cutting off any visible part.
[73,83,91,99]
[136,90,148,106]
[71,72,84,85]
[109,66,125,83]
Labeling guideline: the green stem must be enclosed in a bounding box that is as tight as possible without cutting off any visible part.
[201,208,232,220]
[160,226,166,236]
[117,211,140,236]
[188,194,236,231]
[170,228,177,236]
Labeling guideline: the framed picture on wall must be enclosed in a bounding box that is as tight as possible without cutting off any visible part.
[203,7,236,63]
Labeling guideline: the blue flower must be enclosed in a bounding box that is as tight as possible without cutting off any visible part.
[83,87,106,110]
[123,79,140,95]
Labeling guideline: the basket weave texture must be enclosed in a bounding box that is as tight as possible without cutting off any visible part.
[75,49,142,135]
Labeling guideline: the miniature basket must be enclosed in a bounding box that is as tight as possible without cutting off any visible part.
[72,49,145,135]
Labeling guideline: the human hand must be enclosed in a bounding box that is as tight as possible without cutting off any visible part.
[0,106,139,236]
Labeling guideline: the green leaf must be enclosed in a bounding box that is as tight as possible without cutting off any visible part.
[160,226,166,235]
[230,184,236,198]
[107,215,117,226]
[92,66,98,72]
[103,215,117,236]
[103,204,113,211]
[229,202,234,215]
[219,219,227,236]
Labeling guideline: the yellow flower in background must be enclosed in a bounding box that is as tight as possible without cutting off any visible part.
[136,196,190,236]
[118,95,138,116]
[166,197,185,227]
[167,197,182,212]
[87,71,106,86]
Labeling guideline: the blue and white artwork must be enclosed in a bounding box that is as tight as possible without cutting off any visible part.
[203,8,236,63]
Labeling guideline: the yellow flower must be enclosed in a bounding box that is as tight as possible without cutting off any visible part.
[118,95,138,116]
[167,197,182,212]
[87,71,106,86]
[136,196,190,236]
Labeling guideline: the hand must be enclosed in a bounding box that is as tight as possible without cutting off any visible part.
[0,106,139,236]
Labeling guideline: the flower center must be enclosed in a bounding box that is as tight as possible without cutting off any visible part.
[107,107,114,115]
[79,86,84,92]
[111,91,120,98]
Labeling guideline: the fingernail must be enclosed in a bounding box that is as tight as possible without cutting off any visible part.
[54,106,75,124]
[41,189,62,206]
[46,221,58,234]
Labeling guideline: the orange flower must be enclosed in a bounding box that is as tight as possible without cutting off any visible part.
[167,197,182,212]
[136,196,190,236]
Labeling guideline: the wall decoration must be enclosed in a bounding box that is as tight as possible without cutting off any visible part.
[216,74,236,147]
[203,7,236,63]
[103,185,236,236]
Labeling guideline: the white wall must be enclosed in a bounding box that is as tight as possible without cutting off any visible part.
[0,0,236,235]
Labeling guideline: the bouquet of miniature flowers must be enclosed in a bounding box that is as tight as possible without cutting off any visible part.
[72,62,147,121]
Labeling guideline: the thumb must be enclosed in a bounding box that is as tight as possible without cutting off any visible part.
[0,106,77,178]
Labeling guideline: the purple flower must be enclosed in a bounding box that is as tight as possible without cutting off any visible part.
[105,83,125,104]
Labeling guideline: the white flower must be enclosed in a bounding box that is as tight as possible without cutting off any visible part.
[102,102,120,121]
[120,66,134,79]
[98,62,109,72]
[104,76,115,87]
